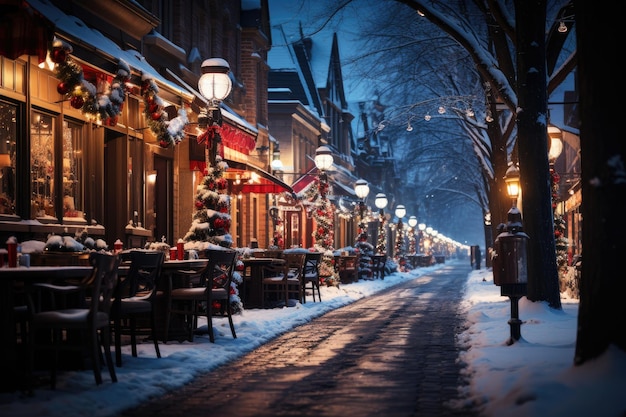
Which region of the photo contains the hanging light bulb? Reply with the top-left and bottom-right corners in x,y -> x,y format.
438,106 -> 446,114
424,113 -> 431,121
406,121 -> 413,132
558,21 -> 567,33
485,110 -> 494,123
466,108 -> 475,117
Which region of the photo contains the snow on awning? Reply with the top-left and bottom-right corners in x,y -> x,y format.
25,0 -> 192,99
227,161 -> 294,195
331,179 -> 357,197
291,168 -> 319,195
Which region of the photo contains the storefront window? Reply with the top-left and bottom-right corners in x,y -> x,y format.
31,111 -> 55,219
62,120 -> 84,220
0,101 -> 16,215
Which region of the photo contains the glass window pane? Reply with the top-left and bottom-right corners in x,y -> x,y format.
0,100 -> 17,215
31,111 -> 55,219
62,120 -> 84,220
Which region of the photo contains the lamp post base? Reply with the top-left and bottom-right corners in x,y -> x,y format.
501,284 -> 526,345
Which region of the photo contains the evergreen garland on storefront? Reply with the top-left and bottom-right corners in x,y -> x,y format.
53,38 -> 129,125
52,37 -> 187,145
552,168 -> 569,282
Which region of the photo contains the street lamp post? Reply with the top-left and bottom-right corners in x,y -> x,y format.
493,163 -> 529,345
374,193 -> 388,255
354,179 -> 370,243
197,58 -> 232,166
394,205 -> 406,260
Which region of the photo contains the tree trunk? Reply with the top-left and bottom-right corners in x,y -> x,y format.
573,0 -> 626,364
514,0 -> 561,309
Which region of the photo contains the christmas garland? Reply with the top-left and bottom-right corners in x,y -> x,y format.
52,38 -> 188,146
53,38 -> 128,126
140,74 -> 188,148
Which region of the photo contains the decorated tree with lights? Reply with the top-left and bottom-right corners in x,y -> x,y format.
354,204 -> 374,279
394,219 -> 408,271
304,177 -> 339,285
183,156 -> 232,248
376,212 -> 387,255
182,154 -> 244,313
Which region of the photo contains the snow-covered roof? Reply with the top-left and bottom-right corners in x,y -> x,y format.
26,0 -> 191,99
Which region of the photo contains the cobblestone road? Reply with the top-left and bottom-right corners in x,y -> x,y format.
119,260 -> 478,417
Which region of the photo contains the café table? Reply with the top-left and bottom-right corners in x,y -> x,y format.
241,257 -> 285,309
0,265 -> 94,392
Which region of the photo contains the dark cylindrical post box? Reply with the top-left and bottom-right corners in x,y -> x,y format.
492,230 -> 529,286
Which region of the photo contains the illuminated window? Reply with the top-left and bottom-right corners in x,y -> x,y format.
31,111 -> 55,219
0,100 -> 16,216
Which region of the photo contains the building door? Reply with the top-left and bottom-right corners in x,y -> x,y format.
153,154 -> 173,245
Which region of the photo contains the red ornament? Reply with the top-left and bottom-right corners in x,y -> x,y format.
195,200 -> 204,209
217,178 -> 228,190
151,111 -> 162,121
57,82 -> 70,95
70,95 -> 84,109
159,139 -> 171,148
214,218 -> 224,229
51,48 -> 67,64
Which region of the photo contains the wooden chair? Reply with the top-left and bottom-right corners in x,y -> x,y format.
336,255 -> 359,284
166,249 -> 237,343
302,252 -> 322,303
25,252 -> 120,390
111,250 -> 164,367
371,255 -> 387,280
261,252 -> 305,308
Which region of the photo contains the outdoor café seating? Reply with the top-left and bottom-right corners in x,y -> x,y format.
24,252 -> 120,390
165,249 -> 238,343
302,251 -> 322,302
371,254 -> 387,279
336,254 -> 359,284
261,252 -> 305,308
111,250 -> 165,367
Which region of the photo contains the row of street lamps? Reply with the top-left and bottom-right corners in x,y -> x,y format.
196,58 -> 460,259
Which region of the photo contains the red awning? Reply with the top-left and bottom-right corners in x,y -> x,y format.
227,161 -> 294,195
0,1 -> 53,63
291,168 -> 319,194
241,180 -> 287,194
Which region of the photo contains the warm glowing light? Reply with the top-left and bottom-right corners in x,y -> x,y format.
198,58 -> 232,105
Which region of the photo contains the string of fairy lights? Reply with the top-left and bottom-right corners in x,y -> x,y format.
356,94 -> 490,138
